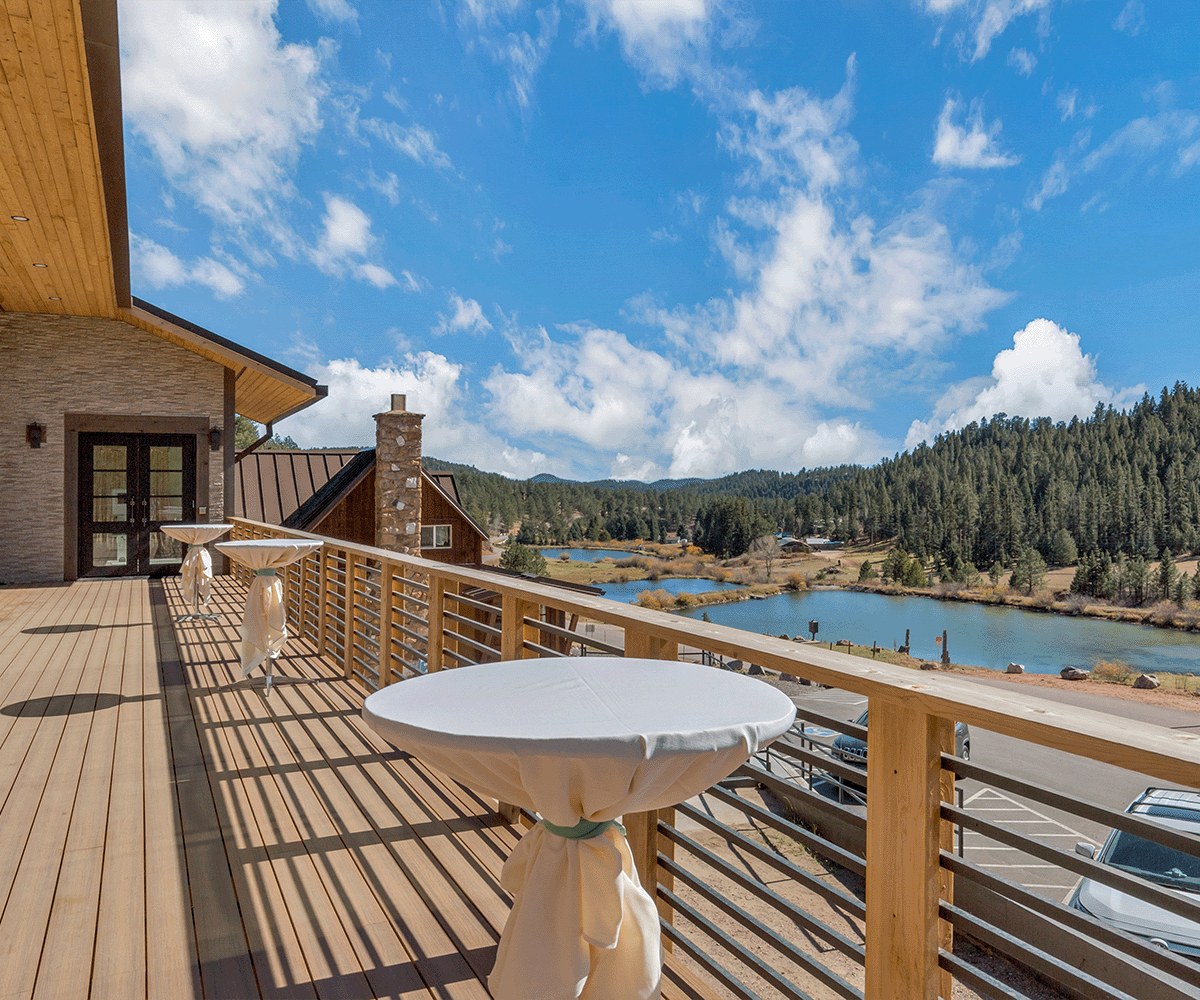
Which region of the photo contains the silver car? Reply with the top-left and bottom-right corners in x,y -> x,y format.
1068,787 -> 1200,960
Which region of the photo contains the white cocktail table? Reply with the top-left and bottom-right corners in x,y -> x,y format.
363,656 -> 796,1000
215,538 -> 323,694
162,523 -> 231,621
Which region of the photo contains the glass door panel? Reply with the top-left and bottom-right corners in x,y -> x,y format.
80,432 -> 197,577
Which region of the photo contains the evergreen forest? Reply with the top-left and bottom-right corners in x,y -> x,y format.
426,382 -> 1200,579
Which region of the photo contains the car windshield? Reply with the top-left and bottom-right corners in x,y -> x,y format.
1104,829 -> 1200,891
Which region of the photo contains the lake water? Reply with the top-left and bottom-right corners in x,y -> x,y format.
671,588 -> 1200,677
540,547 -> 641,562
597,577 -> 739,602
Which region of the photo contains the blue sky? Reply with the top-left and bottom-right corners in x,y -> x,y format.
118,0 -> 1200,480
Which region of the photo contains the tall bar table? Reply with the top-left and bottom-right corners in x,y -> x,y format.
161,523 -> 231,621
363,657 -> 796,1000
215,538 -> 323,694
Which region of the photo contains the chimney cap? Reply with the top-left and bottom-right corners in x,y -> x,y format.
390,393 -> 406,411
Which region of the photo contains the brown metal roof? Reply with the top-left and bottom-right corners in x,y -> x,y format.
235,450 -> 361,525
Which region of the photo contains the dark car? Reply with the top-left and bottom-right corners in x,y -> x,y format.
832,709 -> 970,780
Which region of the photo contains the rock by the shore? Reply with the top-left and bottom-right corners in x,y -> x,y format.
1133,673 -> 1161,690
747,663 -> 765,676
1007,662 -> 1025,674
725,659 -> 744,672
919,661 -> 938,671
1061,666 -> 1090,681
836,638 -> 853,647
778,672 -> 799,684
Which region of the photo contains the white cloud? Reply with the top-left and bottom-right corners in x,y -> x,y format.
280,353 -> 555,476
434,294 -> 493,336
400,269 -> 429,293
308,194 -> 396,287
905,318 -> 1144,447
307,0 -> 357,24
1056,87 -> 1097,123
1006,47 -> 1036,76
917,0 -> 1051,64
1113,0 -> 1145,36
360,118 -> 454,171
580,0 -> 717,89
933,97 -> 1020,169
131,233 -> 246,299
461,4 -> 560,110
120,1 -> 326,226
1029,110 -> 1200,209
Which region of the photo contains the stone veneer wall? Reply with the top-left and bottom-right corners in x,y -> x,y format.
374,402 -> 423,556
0,312 -> 226,584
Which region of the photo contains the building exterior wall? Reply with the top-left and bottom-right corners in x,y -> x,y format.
421,483 -> 484,565
312,468 -> 376,549
0,312 -> 225,584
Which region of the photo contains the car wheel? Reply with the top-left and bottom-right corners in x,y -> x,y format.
961,742 -> 970,762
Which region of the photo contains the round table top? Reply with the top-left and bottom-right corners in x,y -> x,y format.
215,538 -> 324,569
363,656 -> 796,761
161,523 -> 231,544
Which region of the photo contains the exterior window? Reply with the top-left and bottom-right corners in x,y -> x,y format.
421,524 -> 451,549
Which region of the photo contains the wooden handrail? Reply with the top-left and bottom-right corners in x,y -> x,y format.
225,515 -> 1200,1000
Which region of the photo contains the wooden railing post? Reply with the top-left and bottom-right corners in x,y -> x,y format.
940,752 -> 956,1000
500,593 -> 539,661
295,553 -> 307,637
428,575 -> 445,673
864,699 -> 949,1000
343,552 -> 357,680
317,545 -> 330,656
380,562 -> 394,685
623,628 -> 678,946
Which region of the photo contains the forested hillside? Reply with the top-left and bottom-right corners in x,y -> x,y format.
427,382 -> 1200,570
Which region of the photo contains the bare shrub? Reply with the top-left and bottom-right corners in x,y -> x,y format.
634,588 -> 671,611
1147,600 -> 1180,626
645,567 -> 662,581
710,567 -> 728,583
1061,593 -> 1089,615
558,551 -> 571,561
616,557 -> 640,568
784,572 -> 806,592
1029,589 -> 1055,608
675,592 -> 698,608
1093,659 -> 1136,685
616,571 -> 630,583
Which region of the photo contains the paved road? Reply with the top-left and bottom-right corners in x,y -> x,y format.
781,677 -> 1199,903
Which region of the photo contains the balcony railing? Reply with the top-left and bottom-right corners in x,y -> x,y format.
227,517 -> 1200,1000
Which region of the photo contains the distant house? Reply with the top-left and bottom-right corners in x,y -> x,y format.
235,440 -> 490,566
0,0 -> 326,584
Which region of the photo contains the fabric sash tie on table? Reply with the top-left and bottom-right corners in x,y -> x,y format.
494,819 -> 659,1000
180,546 -> 213,608
241,567 -> 286,677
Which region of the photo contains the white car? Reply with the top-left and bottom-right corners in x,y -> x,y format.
1068,787 -> 1200,960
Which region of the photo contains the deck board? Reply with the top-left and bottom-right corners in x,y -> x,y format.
0,575 -> 721,1000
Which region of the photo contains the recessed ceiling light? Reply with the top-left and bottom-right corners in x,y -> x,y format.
11,215 -> 29,222
49,296 -> 61,301
33,262 -> 47,268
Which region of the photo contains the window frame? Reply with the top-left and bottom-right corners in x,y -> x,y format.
421,523 -> 452,549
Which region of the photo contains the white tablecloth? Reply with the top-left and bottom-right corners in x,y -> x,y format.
363,657 -> 796,1000
215,539 -> 323,676
161,523 -> 231,608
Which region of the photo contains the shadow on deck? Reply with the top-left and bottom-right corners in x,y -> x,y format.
0,575 -> 713,1000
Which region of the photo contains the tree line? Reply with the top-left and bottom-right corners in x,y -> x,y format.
429,382 -> 1200,586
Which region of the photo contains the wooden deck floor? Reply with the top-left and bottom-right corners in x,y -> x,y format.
0,576 -> 714,1000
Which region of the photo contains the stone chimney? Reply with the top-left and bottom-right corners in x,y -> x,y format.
374,394 -> 423,555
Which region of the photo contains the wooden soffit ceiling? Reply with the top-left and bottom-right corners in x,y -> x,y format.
0,0 -> 325,425
0,0 -> 127,318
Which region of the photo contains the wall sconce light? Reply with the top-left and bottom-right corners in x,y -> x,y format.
209,426 -> 222,451
27,422 -> 45,448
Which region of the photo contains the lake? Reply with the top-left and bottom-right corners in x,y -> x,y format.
597,577 -> 739,601
671,588 -> 1200,677
539,547 -> 642,562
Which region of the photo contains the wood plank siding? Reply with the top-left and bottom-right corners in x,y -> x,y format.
0,576 -> 714,999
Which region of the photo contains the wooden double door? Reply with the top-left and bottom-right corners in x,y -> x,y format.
78,432 -> 196,577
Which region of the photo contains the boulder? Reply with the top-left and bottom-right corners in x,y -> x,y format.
778,673 -> 799,684
1061,666 -> 1090,681
1007,662 -> 1025,674
836,638 -> 853,647
725,659 -> 744,672
919,661 -> 938,671
747,663 -> 765,676
1133,673 -> 1161,690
